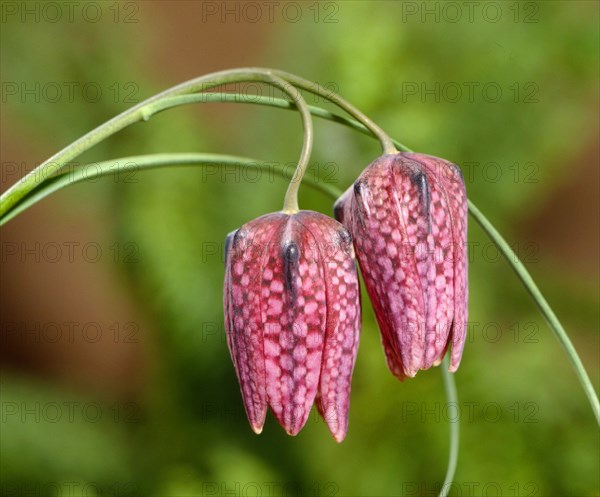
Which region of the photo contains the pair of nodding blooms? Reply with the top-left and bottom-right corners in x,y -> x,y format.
224,152 -> 468,442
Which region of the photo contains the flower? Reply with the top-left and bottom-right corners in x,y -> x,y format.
223,210 -> 361,442
334,152 -> 468,379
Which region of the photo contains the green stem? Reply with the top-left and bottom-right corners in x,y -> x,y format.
270,69 -> 398,155
139,92 -> 413,151
0,67 -> 401,217
0,68 -> 315,217
0,153 -> 340,226
439,357 -> 459,497
467,200 -> 600,425
0,92 -> 409,222
266,75 -> 314,213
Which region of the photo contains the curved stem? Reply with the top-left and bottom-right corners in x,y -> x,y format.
0,154 -> 339,226
265,75 -> 313,213
270,69 -> 398,155
0,154 -> 341,225
0,68 -> 316,217
439,357 -> 459,497
0,91 -> 410,222
467,200 -> 600,425
120,92 -> 412,151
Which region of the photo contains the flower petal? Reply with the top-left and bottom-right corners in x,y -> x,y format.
335,152 -> 468,378
350,156 -> 426,377
261,215 -> 327,435
392,156 -> 454,369
297,212 -> 361,443
224,215 -> 283,433
407,154 -> 468,371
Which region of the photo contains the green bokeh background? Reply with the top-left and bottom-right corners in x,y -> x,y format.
1,2 -> 598,496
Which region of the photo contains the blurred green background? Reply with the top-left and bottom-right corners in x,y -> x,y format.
1,1 -> 598,496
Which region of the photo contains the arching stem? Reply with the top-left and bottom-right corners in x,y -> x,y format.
270,69 -> 398,155
265,75 -> 313,213
0,68 -> 317,216
439,356 -> 459,497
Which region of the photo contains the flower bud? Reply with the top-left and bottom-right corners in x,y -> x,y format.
224,210 -> 361,441
334,153 -> 467,379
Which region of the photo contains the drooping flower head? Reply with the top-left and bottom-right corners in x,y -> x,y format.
224,210 -> 361,442
334,152 -> 468,379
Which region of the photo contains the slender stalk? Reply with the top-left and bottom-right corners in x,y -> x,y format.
0,154 -> 340,226
467,200 -> 600,425
138,92 -> 413,151
269,70 -> 397,155
439,357 -> 459,497
0,67 -> 401,216
266,75 -> 313,213
0,68 -> 313,216
0,91 -> 407,221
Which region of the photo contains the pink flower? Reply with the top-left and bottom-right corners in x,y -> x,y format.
334,153 -> 468,379
224,210 -> 361,442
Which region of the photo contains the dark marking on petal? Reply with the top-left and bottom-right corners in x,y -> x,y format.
352,180 -> 371,228
336,228 -> 353,257
224,229 -> 238,264
284,241 -> 299,263
410,170 -> 431,233
283,241 -> 299,303
450,163 -> 465,182
333,200 -> 345,223
353,180 -> 365,197
337,228 -> 352,246
233,227 -> 247,247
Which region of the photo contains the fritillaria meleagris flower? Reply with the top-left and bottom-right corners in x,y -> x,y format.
334,152 -> 468,380
224,210 -> 361,442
